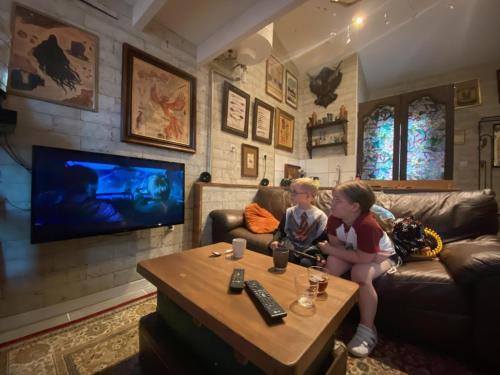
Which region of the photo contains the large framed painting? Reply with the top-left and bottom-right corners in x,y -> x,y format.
121,43 -> 196,153
266,55 -> 283,102
241,143 -> 259,178
221,81 -> 250,138
252,98 -> 274,144
8,4 -> 99,111
275,108 -> 294,152
285,70 -> 298,109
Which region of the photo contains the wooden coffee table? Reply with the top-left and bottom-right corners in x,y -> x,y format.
137,242 -> 359,375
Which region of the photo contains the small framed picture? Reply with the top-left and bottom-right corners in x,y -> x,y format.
275,108 -> 294,152
252,98 -> 274,144
285,70 -> 298,109
454,79 -> 482,109
241,143 -> 259,177
284,164 -> 301,179
494,125 -> 500,167
221,81 -> 250,138
265,55 -> 283,102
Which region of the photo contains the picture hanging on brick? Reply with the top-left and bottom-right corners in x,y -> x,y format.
221,81 -> 250,138
241,143 -> 259,178
8,4 -> 99,111
121,44 -> 197,153
275,108 -> 294,152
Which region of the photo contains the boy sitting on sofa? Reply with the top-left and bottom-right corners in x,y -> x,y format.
270,178 -> 327,266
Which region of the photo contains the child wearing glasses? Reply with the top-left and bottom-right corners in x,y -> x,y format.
270,177 -> 327,266
319,180 -> 397,357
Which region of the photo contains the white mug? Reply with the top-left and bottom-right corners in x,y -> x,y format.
232,238 -> 246,259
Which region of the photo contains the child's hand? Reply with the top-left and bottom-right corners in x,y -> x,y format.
270,241 -> 279,250
316,256 -> 327,267
318,240 -> 329,252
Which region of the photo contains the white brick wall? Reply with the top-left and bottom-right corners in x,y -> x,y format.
0,0 -> 207,319
298,54 -> 359,187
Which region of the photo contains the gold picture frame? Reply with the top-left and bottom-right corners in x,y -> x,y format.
454,79 -> 482,109
265,55 -> 283,102
8,4 -> 99,111
274,108 -> 294,152
284,164 -> 301,179
241,143 -> 259,178
121,43 -> 196,153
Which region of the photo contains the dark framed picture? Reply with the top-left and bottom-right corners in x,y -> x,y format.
494,124 -> 500,167
252,98 -> 274,144
454,79 -> 482,109
275,108 -> 294,152
121,44 -> 196,153
284,164 -> 301,179
8,4 -> 99,111
241,143 -> 259,178
266,55 -> 283,102
497,69 -> 500,103
222,81 -> 250,138
285,70 -> 298,109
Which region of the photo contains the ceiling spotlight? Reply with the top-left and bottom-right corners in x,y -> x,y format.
352,15 -> 364,28
448,1 -> 455,10
330,31 -> 337,37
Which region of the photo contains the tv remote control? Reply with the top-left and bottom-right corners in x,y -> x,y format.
245,280 -> 287,323
229,268 -> 245,292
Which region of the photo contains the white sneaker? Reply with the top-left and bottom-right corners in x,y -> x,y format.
347,324 -> 377,357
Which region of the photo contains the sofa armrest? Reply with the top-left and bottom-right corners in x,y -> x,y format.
210,209 -> 245,242
439,238 -> 500,286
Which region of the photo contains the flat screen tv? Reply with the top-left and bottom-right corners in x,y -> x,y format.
31,145 -> 185,244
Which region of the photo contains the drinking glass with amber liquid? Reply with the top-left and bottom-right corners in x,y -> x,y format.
308,266 -> 329,295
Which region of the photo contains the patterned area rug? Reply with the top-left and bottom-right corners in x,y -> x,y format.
0,295 -> 484,374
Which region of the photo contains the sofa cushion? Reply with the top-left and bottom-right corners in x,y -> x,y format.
439,235 -> 500,286
244,203 -> 280,234
375,260 -> 470,315
375,189 -> 498,243
253,188 -> 291,220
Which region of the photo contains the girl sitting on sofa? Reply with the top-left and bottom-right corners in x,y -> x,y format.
319,180 -> 398,357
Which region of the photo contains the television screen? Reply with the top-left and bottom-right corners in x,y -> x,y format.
31,146 -> 185,243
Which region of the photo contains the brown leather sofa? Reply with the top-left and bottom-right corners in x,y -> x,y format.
210,187 -> 500,372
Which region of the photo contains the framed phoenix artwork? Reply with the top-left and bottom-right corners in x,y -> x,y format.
221,81 -> 250,138
121,43 -> 196,153
285,70 -> 298,109
241,143 -> 259,178
275,108 -> 294,152
265,55 -> 283,102
252,98 -> 274,144
8,4 -> 99,111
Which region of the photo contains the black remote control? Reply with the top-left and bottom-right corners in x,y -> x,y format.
244,280 -> 287,323
229,268 -> 245,292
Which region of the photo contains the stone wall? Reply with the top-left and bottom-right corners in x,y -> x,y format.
0,0 -> 207,319
297,53 -> 359,186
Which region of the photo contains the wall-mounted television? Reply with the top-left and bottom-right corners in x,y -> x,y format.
31,145 -> 185,244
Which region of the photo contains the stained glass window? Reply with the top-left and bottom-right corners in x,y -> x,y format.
361,105 -> 395,180
407,96 -> 446,180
